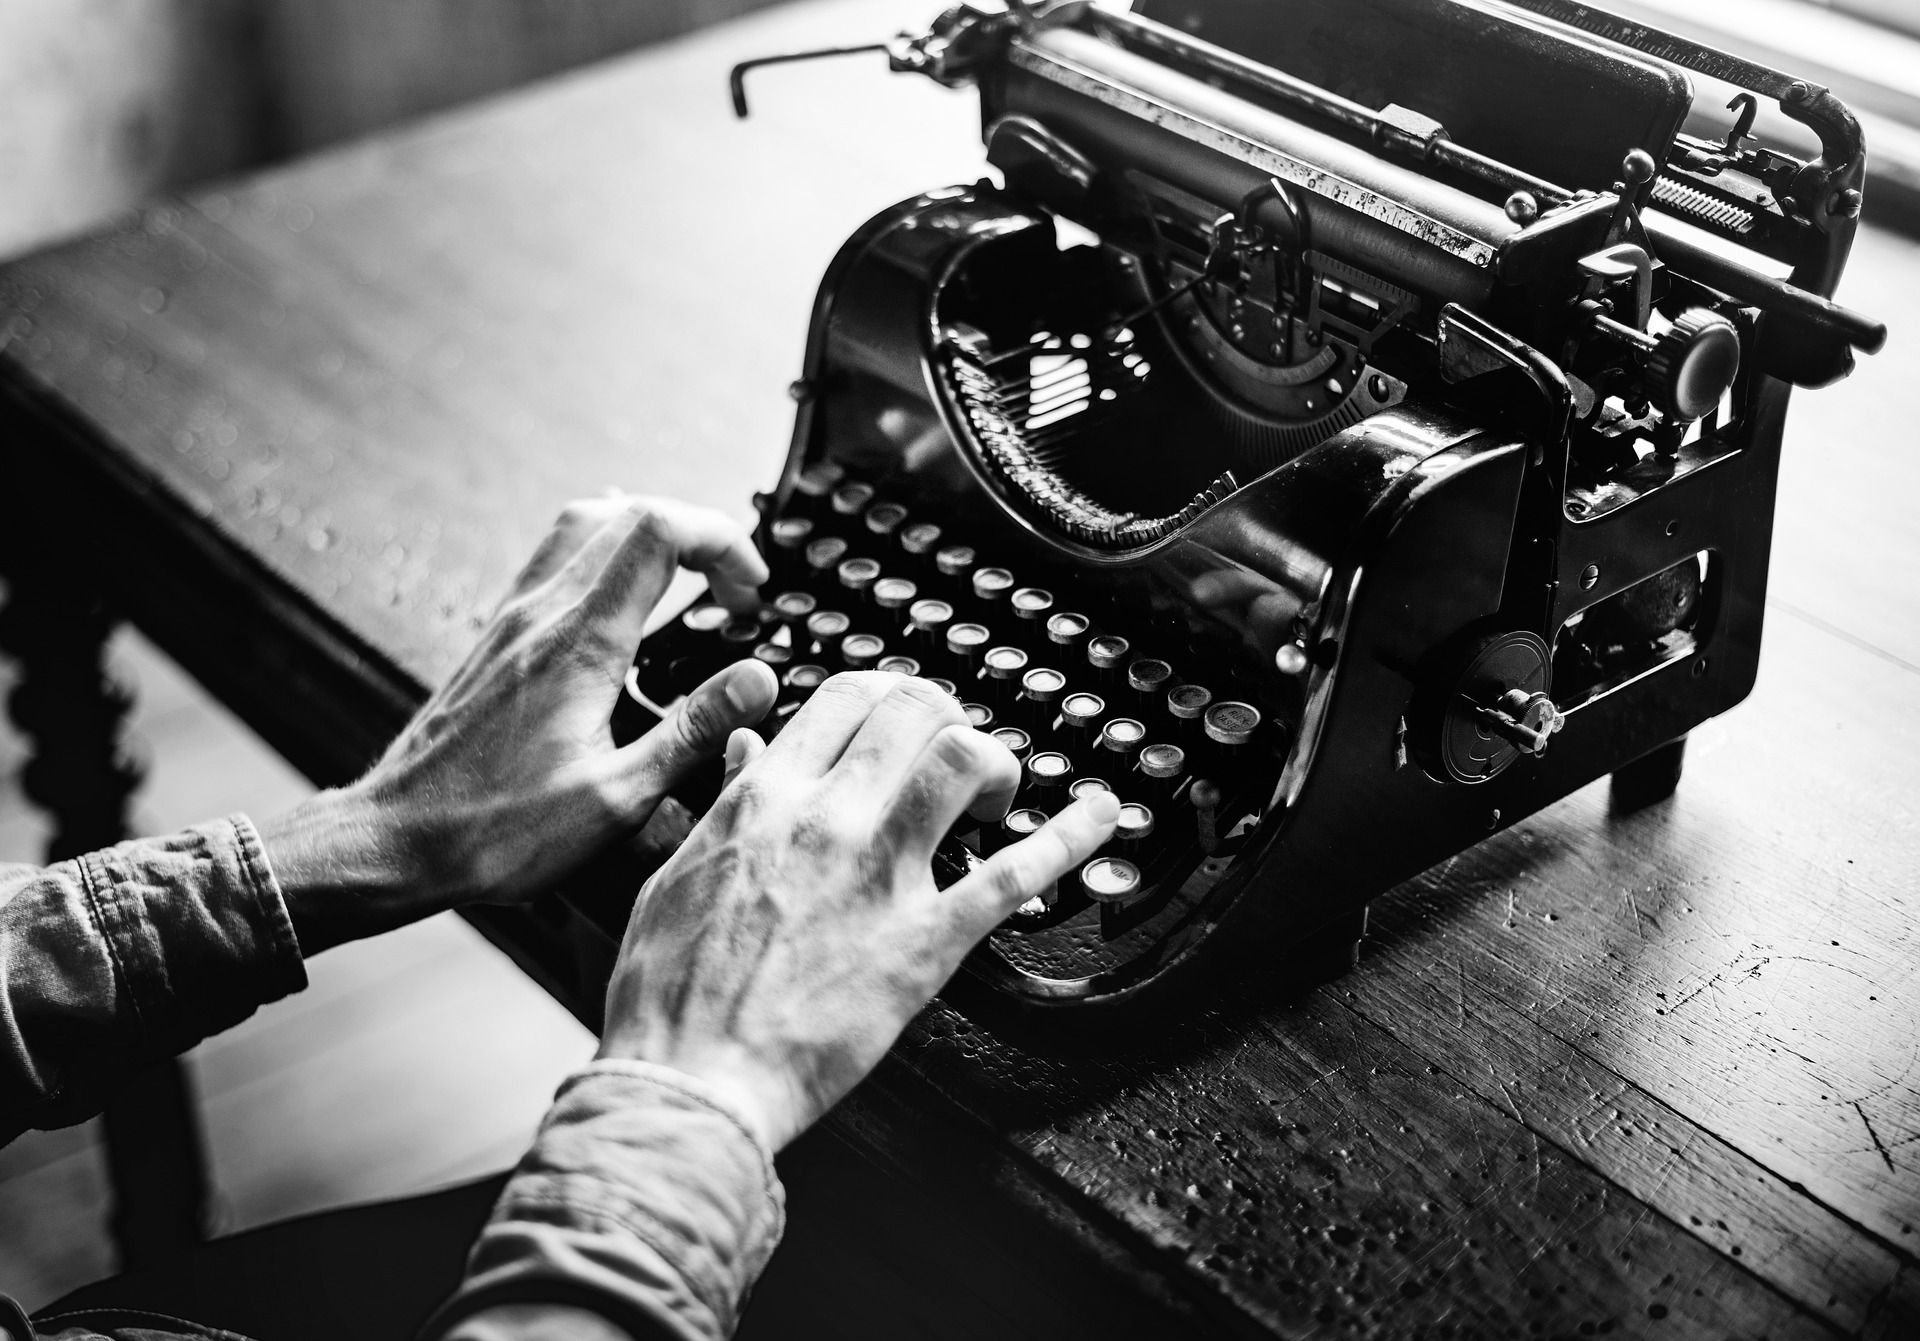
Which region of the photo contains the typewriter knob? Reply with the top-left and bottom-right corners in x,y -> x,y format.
1648,309 -> 1741,422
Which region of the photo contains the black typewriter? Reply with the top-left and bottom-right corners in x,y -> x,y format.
610,0 -> 1885,1034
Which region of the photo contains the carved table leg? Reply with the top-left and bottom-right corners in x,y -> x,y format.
0,571 -> 211,1268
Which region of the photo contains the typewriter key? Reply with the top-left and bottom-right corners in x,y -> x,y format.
971,566 -> 1015,618
946,621 -> 991,680
935,545 -> 977,602
1079,856 -> 1143,905
899,521 -> 943,565
1166,682 -> 1214,753
1204,701 -> 1261,751
962,702 -> 996,731
831,481 -> 876,519
792,461 -> 845,518
1097,717 -> 1147,781
876,655 -> 920,677
907,597 -> 954,655
1020,667 -> 1067,732
991,727 -> 1032,763
804,536 -> 850,591
772,591 -> 817,633
1069,777 -> 1113,805
1046,612 -> 1091,657
990,806 -> 1048,858
836,556 -> 882,604
1087,635 -> 1131,684
926,677 -> 959,698
1127,658 -> 1175,707
1115,802 -> 1155,854
680,603 -> 730,636
871,575 -> 918,629
983,646 -> 1029,708
1139,743 -> 1187,802
782,663 -> 828,704
720,617 -> 760,654
768,517 -> 814,584
1011,587 -> 1055,649
840,632 -> 886,671
1025,750 -> 1074,813
1059,691 -> 1106,751
753,641 -> 793,672
864,501 -> 908,546
805,609 -> 852,663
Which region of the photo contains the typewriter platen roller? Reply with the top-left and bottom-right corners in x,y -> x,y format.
613,0 -> 1885,1035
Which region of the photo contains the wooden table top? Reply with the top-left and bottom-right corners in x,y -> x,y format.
2,1 -> 1915,1335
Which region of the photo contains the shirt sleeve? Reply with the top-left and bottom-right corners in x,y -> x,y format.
0,815 -> 307,1143
422,1060 -> 787,1341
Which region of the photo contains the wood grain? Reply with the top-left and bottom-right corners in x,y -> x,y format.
2,0 -> 1915,1334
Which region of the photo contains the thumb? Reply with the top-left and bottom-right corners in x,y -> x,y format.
610,659 -> 779,815
722,727 -> 766,792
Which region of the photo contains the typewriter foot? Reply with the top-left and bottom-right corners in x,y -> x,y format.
1284,904 -> 1370,992
1610,736 -> 1687,813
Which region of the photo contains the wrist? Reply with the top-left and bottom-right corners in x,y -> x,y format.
256,785 -> 443,955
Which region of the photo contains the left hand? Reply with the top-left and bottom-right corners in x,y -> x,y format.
259,494 -> 779,954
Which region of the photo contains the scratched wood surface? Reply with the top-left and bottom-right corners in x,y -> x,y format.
0,0 -> 1915,1335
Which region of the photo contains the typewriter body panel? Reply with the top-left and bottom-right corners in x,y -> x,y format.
616,0 -> 1883,1034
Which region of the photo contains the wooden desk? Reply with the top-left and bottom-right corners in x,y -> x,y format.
3,0 -> 1915,1334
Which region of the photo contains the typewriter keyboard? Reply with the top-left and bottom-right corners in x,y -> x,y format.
612,461 -> 1285,965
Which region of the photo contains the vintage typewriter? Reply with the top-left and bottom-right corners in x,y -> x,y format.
609,0 -> 1885,1033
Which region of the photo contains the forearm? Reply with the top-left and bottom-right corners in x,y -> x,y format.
423,1061 -> 786,1341
254,785 -> 446,957
0,817 -> 305,1139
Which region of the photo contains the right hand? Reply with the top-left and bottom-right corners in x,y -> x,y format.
597,672 -> 1120,1150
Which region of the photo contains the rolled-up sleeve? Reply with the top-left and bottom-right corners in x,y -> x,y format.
424,1060 -> 786,1341
0,815 -> 306,1141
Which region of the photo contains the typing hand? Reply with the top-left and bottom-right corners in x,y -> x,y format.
597,672 -> 1121,1151
260,495 -> 779,954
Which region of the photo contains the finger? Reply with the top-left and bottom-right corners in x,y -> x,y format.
874,724 -> 1021,865
829,676 -> 970,799
756,671 -> 906,777
944,793 -> 1121,936
722,727 -> 766,792
602,659 -> 779,820
593,496 -> 767,617
508,496 -> 634,600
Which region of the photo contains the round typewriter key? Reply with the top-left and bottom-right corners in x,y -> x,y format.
865,501 -> 908,544
991,727 -> 1032,763
1204,700 -> 1262,755
782,663 -> 828,703
836,556 -> 881,601
793,461 -> 846,517
804,535 -> 850,588
946,621 -> 991,680
1167,683 -> 1214,745
1139,743 -> 1187,800
840,632 -> 886,671
805,609 -> 851,661
926,677 -> 959,698
962,702 -> 995,731
876,655 -> 920,677
720,617 -> 760,653
1059,691 -> 1105,749
768,517 -> 814,583
753,641 -> 793,672
831,481 -> 876,518
1127,657 -> 1175,705
1069,777 -> 1113,804
1020,667 -> 1067,731
680,603 -> 729,636
983,646 -> 1029,706
1047,612 -> 1091,655
935,545 -> 977,602
1025,750 -> 1074,812
1097,716 -> 1147,781
900,521 -> 943,559
1087,635 -> 1131,681
773,590 -> 817,627
1079,856 -> 1143,905
1011,587 -> 1055,648
1115,802 -> 1155,852
872,576 -> 919,633
971,566 -> 1015,616
990,806 -> 1048,857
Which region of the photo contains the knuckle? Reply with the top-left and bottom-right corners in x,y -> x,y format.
985,852 -> 1035,906
889,675 -> 966,723
673,687 -> 728,750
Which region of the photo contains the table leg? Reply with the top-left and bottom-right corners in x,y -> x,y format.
0,571 -> 212,1268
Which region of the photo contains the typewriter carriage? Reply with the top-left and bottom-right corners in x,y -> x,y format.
610,0 -> 1885,1034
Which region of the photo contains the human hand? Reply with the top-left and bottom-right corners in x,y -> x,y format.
260,495 -> 779,954
596,672 -> 1121,1151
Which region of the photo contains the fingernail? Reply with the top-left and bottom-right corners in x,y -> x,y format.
1083,791 -> 1121,824
724,729 -> 751,771
724,663 -> 763,714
